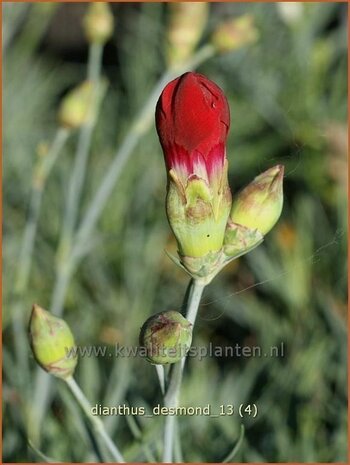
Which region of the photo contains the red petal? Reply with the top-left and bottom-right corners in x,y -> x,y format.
156,72 -> 230,177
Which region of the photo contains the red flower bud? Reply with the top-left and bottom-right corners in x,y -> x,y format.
155,72 -> 232,271
156,72 -> 230,182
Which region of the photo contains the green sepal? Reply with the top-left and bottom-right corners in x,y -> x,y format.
179,249 -> 223,283
223,221 -> 263,258
185,176 -> 212,207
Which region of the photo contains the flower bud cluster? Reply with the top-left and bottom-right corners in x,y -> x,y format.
156,72 -> 284,283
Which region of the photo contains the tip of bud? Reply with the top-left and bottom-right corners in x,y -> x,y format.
265,164 -> 284,177
139,311 -> 192,365
29,304 -> 77,379
272,164 -> 284,189
256,164 -> 284,193
259,164 -> 284,178
31,303 -> 44,318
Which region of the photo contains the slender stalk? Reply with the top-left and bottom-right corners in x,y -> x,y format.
174,419 -> 184,463
58,124 -> 93,259
15,127 -> 69,296
88,42 -> 103,82
155,365 -> 165,395
162,279 -> 205,462
30,42 -> 104,444
65,376 -> 125,463
12,127 -> 69,389
57,43 -> 103,268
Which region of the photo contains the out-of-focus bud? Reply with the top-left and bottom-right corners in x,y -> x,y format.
211,14 -> 258,53
230,165 -> 284,235
166,3 -> 208,68
58,81 -> 96,129
156,72 -> 232,280
277,2 -> 304,26
29,304 -> 77,379
83,2 -> 114,45
139,311 -> 192,365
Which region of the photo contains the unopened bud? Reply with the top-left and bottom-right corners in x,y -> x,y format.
277,2 -> 304,26
166,3 -> 208,68
83,2 -> 114,45
58,81 -> 96,129
156,72 -> 232,281
230,165 -> 284,235
211,15 -> 258,53
29,304 -> 77,379
139,311 -> 192,365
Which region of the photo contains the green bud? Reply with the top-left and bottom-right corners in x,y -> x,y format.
28,304 -> 77,379
166,3 -> 208,68
230,165 -> 284,235
83,2 -> 114,45
211,14 -> 259,53
139,311 -> 192,365
58,80 -> 96,129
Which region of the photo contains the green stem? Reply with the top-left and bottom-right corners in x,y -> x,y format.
155,365 -> 165,395
57,43 -> 103,269
12,127 -> 69,391
65,376 -> 125,463
15,127 -> 69,295
88,42 -> 103,82
30,42 -> 104,445
162,279 -> 205,463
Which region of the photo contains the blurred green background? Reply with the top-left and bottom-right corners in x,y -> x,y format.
3,2 -> 347,462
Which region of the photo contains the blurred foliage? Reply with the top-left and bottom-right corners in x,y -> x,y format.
3,2 -> 347,463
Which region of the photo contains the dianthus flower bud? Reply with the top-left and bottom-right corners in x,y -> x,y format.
139,311 -> 192,365
156,72 -> 232,280
29,304 -> 77,379
230,165 -> 284,235
211,14 -> 258,53
58,81 -> 96,129
166,3 -> 208,68
83,2 -> 114,45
